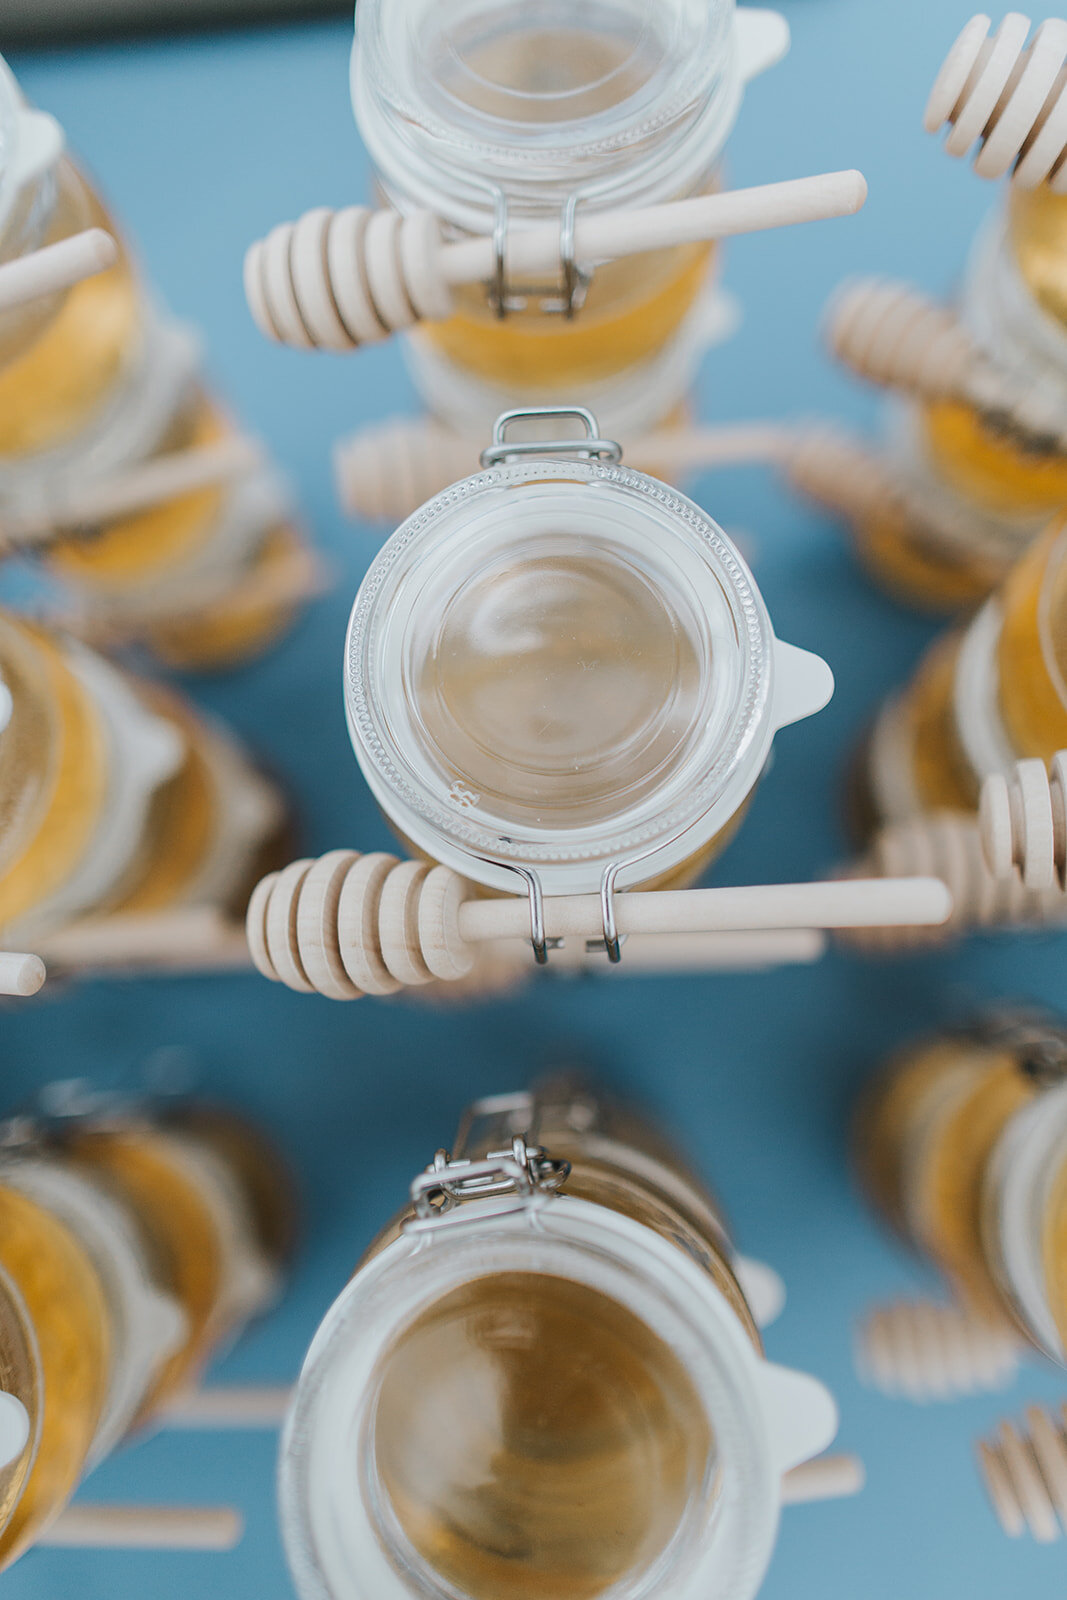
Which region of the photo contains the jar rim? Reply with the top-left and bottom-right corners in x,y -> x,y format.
344,457 -> 774,894
351,0 -> 740,224
279,1194 -> 781,1600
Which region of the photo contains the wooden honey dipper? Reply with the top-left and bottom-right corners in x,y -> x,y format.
856,1298 -> 1022,1402
824,277 -> 1067,452
244,170 -> 867,353
926,12 -> 1067,188
978,1404 -> 1067,1538
0,228 -> 116,314
840,811 -> 1067,951
244,849 -> 950,1000
334,410 -> 935,548
981,751 -> 1067,889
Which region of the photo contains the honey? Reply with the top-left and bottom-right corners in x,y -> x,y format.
0,1272 -> 39,1550
68,1129 -> 225,1415
0,617 -> 108,932
0,1183 -> 110,1569
995,516 -> 1067,758
424,242 -> 713,391
900,633 -> 978,814
0,162 -> 140,462
849,498 -> 1002,612
372,1272 -> 713,1600
1008,184 -> 1067,333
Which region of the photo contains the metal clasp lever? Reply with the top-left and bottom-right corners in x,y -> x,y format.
480,406 -> 622,470
406,1136 -> 570,1232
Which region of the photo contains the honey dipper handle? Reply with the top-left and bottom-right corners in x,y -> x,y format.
0,228 -> 117,315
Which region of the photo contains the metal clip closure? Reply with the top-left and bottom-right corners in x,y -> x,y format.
406,1135 -> 570,1233
480,405 -> 623,470
487,188 -> 591,321
965,1009 -> 1067,1085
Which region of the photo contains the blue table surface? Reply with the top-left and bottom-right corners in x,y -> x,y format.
4,2 -> 1067,1595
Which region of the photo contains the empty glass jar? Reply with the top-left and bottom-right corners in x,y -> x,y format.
0,53 -> 311,670
280,1077 -> 838,1600
351,0 -> 788,436
854,1014 -> 1067,1359
346,407 -> 832,896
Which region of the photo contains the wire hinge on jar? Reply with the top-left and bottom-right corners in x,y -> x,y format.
479,404 -> 623,471
406,1136 -> 570,1233
488,188 -> 590,320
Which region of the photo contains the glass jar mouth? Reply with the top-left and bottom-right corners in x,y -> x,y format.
345,459 -> 773,893
0,59 -> 21,245
280,1198 -> 780,1600
352,0 -> 737,219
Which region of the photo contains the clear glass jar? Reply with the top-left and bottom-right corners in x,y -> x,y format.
0,1180 -> 111,1569
351,0 -> 787,432
0,1269 -> 40,1559
62,1097 -> 293,1414
280,1078 -> 838,1600
345,409 -> 832,895
855,1015 -> 1067,1361
856,515 -> 1067,834
847,194 -> 1067,612
0,1150 -> 186,1465
0,610 -> 291,947
0,52 -> 310,670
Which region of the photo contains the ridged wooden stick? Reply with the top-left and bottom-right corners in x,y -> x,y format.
247,172 -> 866,351
40,1503 -> 243,1551
0,228 -> 117,315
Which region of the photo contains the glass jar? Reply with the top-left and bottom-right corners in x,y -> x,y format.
0,1180 -> 111,1568
0,53 -> 310,670
846,191 -> 1067,612
0,1269 -> 39,1559
280,1078 -> 838,1600
351,0 -> 787,434
63,1099 -> 292,1413
0,610 -> 291,949
855,514 -> 1067,835
345,408 -> 832,896
855,1015 -> 1067,1360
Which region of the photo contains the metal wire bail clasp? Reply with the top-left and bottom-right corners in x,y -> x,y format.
405,1136 -> 571,1233
488,187 -> 591,320
480,406 -> 623,470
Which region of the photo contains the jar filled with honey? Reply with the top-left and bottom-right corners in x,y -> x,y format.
280,1077 -> 839,1600
351,0 -> 788,437
0,1086 -> 297,1570
0,608 -> 290,953
0,52 -> 311,670
345,407 -> 832,898
841,21 -> 1067,613
854,1014 -> 1067,1361
855,513 -> 1067,834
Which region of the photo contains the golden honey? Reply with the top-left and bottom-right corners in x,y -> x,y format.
849,498 -> 1003,612
68,1129 -> 225,1416
0,1184 -> 110,1569
144,521 -> 309,671
899,632 -> 978,814
855,1031 -> 1039,1327
424,242 -> 714,391
0,1272 -> 39,1549
0,616 -> 108,933
1008,185 -> 1067,333
0,162 -> 140,461
45,391 -> 228,588
995,516 -> 1067,758
373,1272 -> 713,1600
1042,1148 -> 1067,1354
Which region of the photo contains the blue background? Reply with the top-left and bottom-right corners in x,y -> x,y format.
4,1 -> 1067,1594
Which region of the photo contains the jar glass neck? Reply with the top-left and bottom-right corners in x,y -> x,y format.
352,0 -> 738,225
